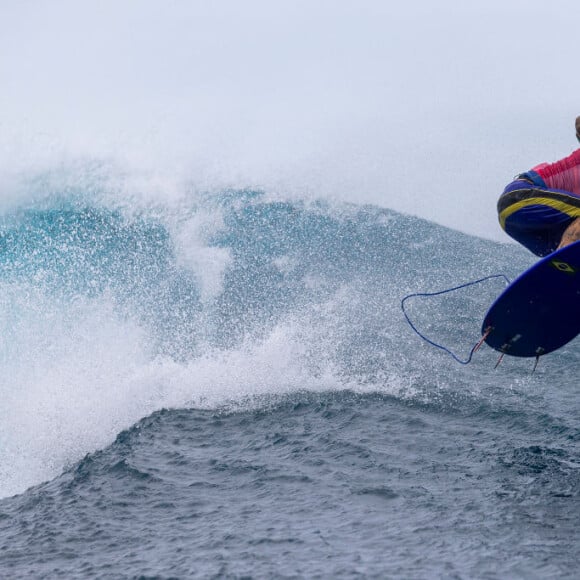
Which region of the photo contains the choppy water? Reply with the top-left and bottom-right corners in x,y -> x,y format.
0,173 -> 579,578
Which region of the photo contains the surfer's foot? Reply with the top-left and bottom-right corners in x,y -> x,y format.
576,116 -> 580,143
557,217 -> 580,249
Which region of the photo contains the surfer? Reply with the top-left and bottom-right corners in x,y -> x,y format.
497,117 -> 580,256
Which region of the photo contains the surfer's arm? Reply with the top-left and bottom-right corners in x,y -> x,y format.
557,218 -> 580,250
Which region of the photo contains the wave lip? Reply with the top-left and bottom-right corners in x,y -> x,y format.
0,184 -> 575,500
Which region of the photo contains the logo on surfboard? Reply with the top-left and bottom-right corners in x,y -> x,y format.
550,260 -> 577,275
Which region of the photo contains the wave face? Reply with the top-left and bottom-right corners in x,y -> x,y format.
1,170 -> 579,577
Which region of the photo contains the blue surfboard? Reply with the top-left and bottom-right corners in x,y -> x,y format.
483,241 -> 580,357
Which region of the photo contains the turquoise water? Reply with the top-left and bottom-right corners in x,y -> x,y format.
0,185 -> 578,578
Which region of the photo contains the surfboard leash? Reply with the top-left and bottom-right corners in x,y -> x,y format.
400,274 -> 511,365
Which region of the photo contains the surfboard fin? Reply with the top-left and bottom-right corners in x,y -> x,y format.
474,326 -> 492,353
532,355 -> 540,373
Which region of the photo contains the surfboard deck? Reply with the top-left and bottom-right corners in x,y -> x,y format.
483,241 -> 580,357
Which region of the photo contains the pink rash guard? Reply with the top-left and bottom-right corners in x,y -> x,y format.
533,148 -> 580,195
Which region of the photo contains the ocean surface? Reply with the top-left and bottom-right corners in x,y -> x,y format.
1,173 -> 579,578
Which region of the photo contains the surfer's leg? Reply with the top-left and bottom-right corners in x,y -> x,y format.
557,217 -> 580,249
498,179 -> 580,256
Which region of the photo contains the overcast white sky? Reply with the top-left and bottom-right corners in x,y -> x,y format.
1,0 -> 579,239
